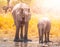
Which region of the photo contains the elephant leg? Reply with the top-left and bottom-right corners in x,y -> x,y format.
14,24 -> 20,42
44,29 -> 47,43
20,25 -> 23,40
46,24 -> 51,42
38,29 -> 40,43
44,29 -> 51,43
24,22 -> 28,40
47,32 -> 50,42
38,24 -> 43,43
40,28 -> 43,43
46,28 -> 51,42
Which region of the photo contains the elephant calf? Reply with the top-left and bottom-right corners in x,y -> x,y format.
37,17 -> 51,43
12,3 -> 31,42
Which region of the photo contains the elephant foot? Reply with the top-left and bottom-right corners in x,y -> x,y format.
39,41 -> 43,43
47,40 -> 52,42
44,40 -> 52,43
44,41 -> 47,43
19,39 -> 24,42
24,38 -> 32,43
14,38 -> 20,42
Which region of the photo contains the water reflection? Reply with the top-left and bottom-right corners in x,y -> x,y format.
14,42 -> 48,47
14,42 -> 27,47
0,41 -> 59,47
14,42 -> 50,47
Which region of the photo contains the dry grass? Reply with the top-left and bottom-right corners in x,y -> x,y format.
0,12 -> 60,41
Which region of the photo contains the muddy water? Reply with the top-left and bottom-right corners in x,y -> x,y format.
0,40 -> 60,47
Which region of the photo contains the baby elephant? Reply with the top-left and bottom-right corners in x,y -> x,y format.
12,3 -> 31,42
37,17 -> 51,43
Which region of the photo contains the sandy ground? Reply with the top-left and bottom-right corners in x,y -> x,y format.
0,36 -> 60,47
0,40 -> 60,47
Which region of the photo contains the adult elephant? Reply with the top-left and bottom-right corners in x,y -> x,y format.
37,17 -> 51,43
12,3 -> 31,42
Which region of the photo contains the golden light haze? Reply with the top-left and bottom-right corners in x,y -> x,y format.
0,0 -> 60,41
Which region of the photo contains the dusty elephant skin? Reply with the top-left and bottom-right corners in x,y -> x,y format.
12,3 -> 31,42
37,17 -> 51,43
